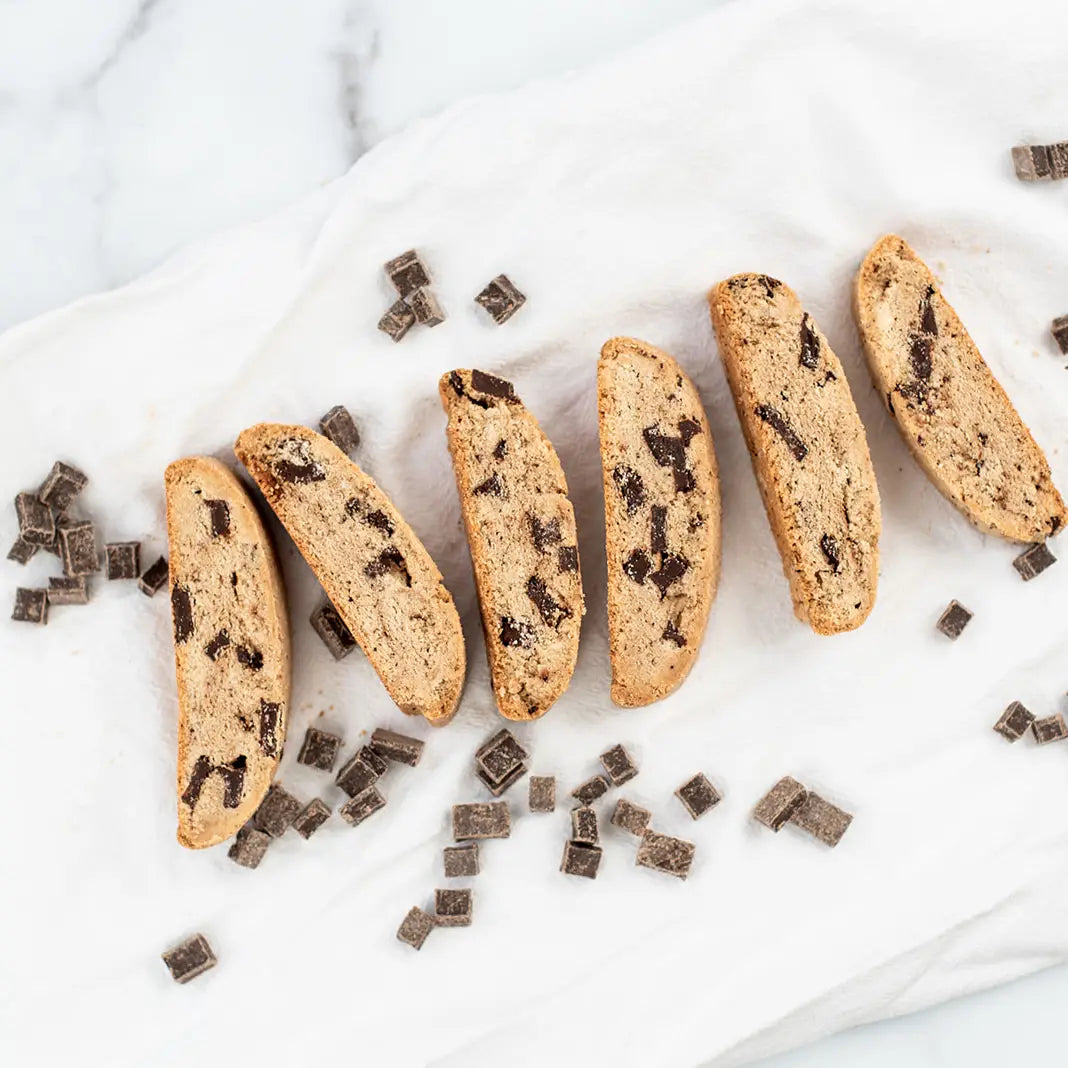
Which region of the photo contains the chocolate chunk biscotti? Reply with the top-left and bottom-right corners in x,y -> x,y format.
709,275 -> 881,635
439,370 -> 584,720
165,457 -> 291,849
854,234 -> 1065,542
597,337 -> 722,706
235,424 -> 465,724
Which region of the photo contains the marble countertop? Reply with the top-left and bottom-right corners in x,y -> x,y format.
1,1 -> 1065,1064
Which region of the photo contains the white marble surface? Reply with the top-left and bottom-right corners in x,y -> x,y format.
1,1 -> 1066,1065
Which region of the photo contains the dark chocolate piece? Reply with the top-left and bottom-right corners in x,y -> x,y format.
138,555 -> 169,597
384,249 -> 430,298
162,933 -> 217,984
309,602 -> 358,661
994,701 -> 1035,742
171,585 -> 194,644
370,727 -> 424,766
47,576 -> 89,606
642,423 -> 698,492
228,824 -> 270,868
274,437 -> 326,485
12,587 -> 48,624
470,369 -> 517,401
253,784 -> 302,838
789,792 -> 853,847
753,776 -> 808,831
1052,315 -> 1068,355
526,576 -> 569,627
611,798 -> 651,837
477,763 -> 528,797
662,620 -> 686,647
1013,542 -> 1056,581
560,840 -> 602,879
1050,142 -> 1068,181
204,629 -> 231,660
675,773 -> 722,820
397,906 -> 435,950
444,842 -> 480,878
180,754 -> 246,810
612,465 -> 646,515
339,785 -> 386,826
292,798 -> 331,839
499,616 -> 535,648
635,830 -> 696,879
936,600 -> 972,640
434,888 -> 473,927
557,545 -> 579,573
754,404 -> 807,461
409,288 -> 446,327
819,533 -> 841,573
319,405 -> 361,455
452,801 -> 511,840
378,299 -> 416,342
571,806 -> 599,846
649,552 -> 689,597
258,700 -> 280,757
298,727 -> 342,771
623,548 -> 652,585
1032,713 -> 1068,746
571,775 -> 610,805
599,744 -> 638,787
58,520 -> 99,576
799,313 -> 820,369
473,472 -> 505,497
236,645 -> 263,671
528,775 -> 556,813
530,515 -> 562,553
37,461 -> 88,512
650,505 -> 668,555
364,547 -> 410,583
7,536 -> 38,565
477,728 -> 529,783
474,275 -> 526,324
15,492 -> 54,545
335,749 -> 384,797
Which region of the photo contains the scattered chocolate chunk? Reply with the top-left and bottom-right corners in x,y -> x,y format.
650,505 -> 668,555
557,545 -> 579,573
662,620 -> 686,647
452,801 -> 510,840
434,888 -> 473,927
12,587 -> 48,624
274,438 -> 326,484
377,299 -> 416,342
292,798 -> 331,839
819,533 -> 840,572
649,552 -> 690,597
397,906 -> 435,950
236,645 -> 263,671
162,933 -> 217,984
1012,143 -> 1058,181
362,744 -> 390,776
1013,542 -> 1057,581
253,784 -> 302,838
339,786 -> 386,826
612,466 -> 646,515
675,773 -> 722,820
37,461 -> 88,512
799,313 -> 820,369
789,792 -> 853,847
526,576 -> 570,627
298,727 -> 342,771
994,701 -> 1035,742
753,776 -> 808,831
499,616 -> 535,648
528,775 -> 556,813
1032,713 -> 1068,746
138,555 -> 169,597
444,842 -> 480,878
572,775 -> 610,805
47,576 -> 89,606
364,547 -> 410,583
560,840 -> 602,879
228,824 -> 271,869
204,629 -> 231,660
58,520 -> 99,576
599,744 -> 638,787
309,602 -> 358,660
936,600 -> 972,639
473,472 -> 505,497
371,727 -> 424,766
205,499 -> 230,537
623,548 -> 652,585
754,404 -> 807,461
635,830 -> 695,880
530,515 -> 562,553
571,806 -> 599,846
335,749 -> 384,797
384,249 -> 431,298
319,405 -> 361,455
474,275 -> 526,324
258,700 -> 280,757
15,492 -> 54,545
478,763 -> 528,797
1051,315 -> 1068,354
477,728 -> 529,785
171,585 -> 194,644
409,288 -> 446,327
7,536 -> 38,565
611,798 -> 651,837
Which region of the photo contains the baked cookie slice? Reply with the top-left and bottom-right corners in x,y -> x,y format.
165,457 -> 291,849
597,338 -> 722,706
235,424 -> 465,725
439,369 -> 584,720
709,275 -> 881,635
854,234 -> 1065,542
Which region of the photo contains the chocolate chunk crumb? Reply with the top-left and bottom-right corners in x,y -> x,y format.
12,587 -> 48,624
319,405 -> 361,455
7,537 -> 38,565
397,906 -> 435,950
470,369 -> 517,400
753,776 -> 808,831
474,275 -> 526,324
754,404 -> 808,461
649,552 -> 690,597
378,299 -> 416,342
528,776 -> 556,813
258,700 -> 280,757
298,727 -> 342,771
310,602 -> 358,661
994,701 -> 1035,742
162,933 -> 216,984
15,492 -> 54,545
236,645 -> 263,671
292,798 -> 331,839
571,775 -> 610,805
799,313 -> 820,369
1051,315 -> 1068,355
339,786 -> 386,826
364,547 -> 410,583
599,744 -> 638,787
662,620 -> 686,647
611,798 -> 651,837
650,505 -> 668,555
371,727 -> 424,766
612,465 -> 646,515
444,842 -> 480,878
1032,713 -> 1068,746
171,585 -> 194,644
58,520 -> 100,576
274,437 -> 326,484
530,515 -> 562,553
37,462 -> 88,513
229,825 -> 270,869
789,792 -> 853,847
384,249 -> 430,298
526,576 -> 570,627
473,472 -> 506,497
675,773 -> 721,820
1013,542 -> 1056,581
138,555 -> 169,597
499,616 -> 535,648
571,806 -> 599,846
560,840 -> 602,879
253,784 -> 302,837
409,288 -> 446,327
205,499 -> 231,537
452,801 -> 510,840
434,888 -> 473,927
936,600 -> 972,639
335,749 -> 384,797
623,548 -> 652,585
635,830 -> 695,879
492,439 -> 508,460
819,533 -> 841,572
557,545 -> 579,573
204,629 -> 231,660
47,576 -> 89,606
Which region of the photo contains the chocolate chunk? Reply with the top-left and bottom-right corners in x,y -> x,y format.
820,534 -> 842,572
918,285 -> 938,337
15,492 -> 54,545
478,763 -> 528,796
908,333 -> 933,384
662,620 -> 686,647
205,499 -> 231,537
799,313 -> 820,370
753,776 -> 808,831
292,798 -> 331,839
228,824 -> 270,868
204,629 -> 231,660
253,784 -> 302,838
171,585 -> 194,644
361,744 -> 390,776
37,461 -> 88,512
643,424 -> 697,492
7,536 -> 38,565
757,274 -> 781,299
675,773 -> 721,820
649,552 -> 689,597
528,775 -> 556,813
339,785 -> 386,826
274,437 -> 326,484
408,288 -> 446,327
258,700 -> 280,757
58,520 -> 100,576
1012,144 -> 1042,181
678,418 -> 701,444
12,587 -> 48,624
162,933 -> 217,984
335,749 -> 383,798
477,729 -> 529,785
754,404 -> 807,461
384,249 -> 430,298
377,299 -> 416,342
571,775 -> 610,805
994,701 -> 1035,742
623,548 -> 652,585
371,727 -> 425,766
180,756 -> 213,809
1013,542 -> 1057,581
635,830 -> 695,879
1052,315 -> 1068,355
138,555 -> 169,597
560,840 -> 602,879
474,275 -> 526,324
470,369 -> 517,401
364,547 -> 410,583
1032,714 -> 1068,746
499,616 -> 535,648
298,727 -> 342,771
492,439 -> 508,460
599,744 -> 638,787
473,472 -> 505,497
789,792 -> 853,847
444,842 -> 480,878
650,505 -> 668,555
182,755 -> 246,810
434,888 -> 473,927
236,645 -> 264,671
452,801 -> 510,840
319,405 -> 361,455
526,576 -> 570,627
397,906 -> 435,950
1050,142 -> 1068,180
530,515 -> 562,553
557,546 -> 579,573
571,806 -> 599,846
612,465 -> 646,515
47,576 -> 89,606
936,600 -> 972,640
611,798 -> 651,837
309,602 -> 358,661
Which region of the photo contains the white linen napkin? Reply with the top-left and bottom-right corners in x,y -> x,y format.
3,0 -> 1068,1064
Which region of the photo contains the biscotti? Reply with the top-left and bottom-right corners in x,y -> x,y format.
439,369 -> 584,720
234,424 -> 465,724
597,337 -> 722,706
165,457 -> 291,849
709,275 -> 881,635
854,234 -> 1065,542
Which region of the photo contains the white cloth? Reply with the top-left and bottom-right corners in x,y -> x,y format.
3,1 -> 1068,1064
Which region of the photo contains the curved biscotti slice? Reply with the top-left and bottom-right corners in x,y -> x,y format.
234,424 -> 465,725
439,369 -> 584,721
854,234 -> 1065,543
709,275 -> 881,635
597,338 -> 722,706
165,457 -> 291,849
